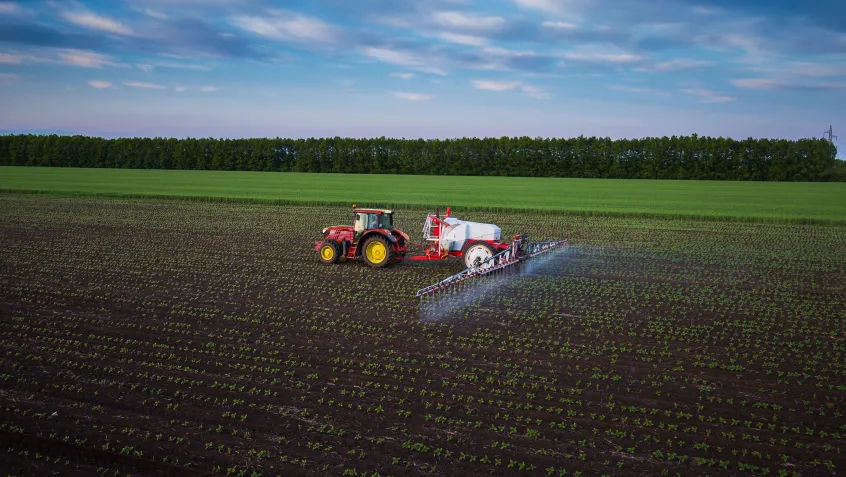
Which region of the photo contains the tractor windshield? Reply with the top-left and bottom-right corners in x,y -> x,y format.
381,213 -> 392,230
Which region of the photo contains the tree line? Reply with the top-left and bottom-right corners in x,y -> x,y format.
0,133 -> 843,181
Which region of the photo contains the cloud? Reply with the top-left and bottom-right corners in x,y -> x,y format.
390,72 -> 416,79
730,78 -> 846,91
152,18 -> 264,59
608,84 -> 670,96
472,80 -> 521,91
478,47 -> 557,73
141,8 -> 168,20
742,62 -> 846,78
0,72 -> 17,84
0,48 -> 124,68
0,2 -> 20,15
57,49 -> 119,68
363,47 -> 447,75
137,61 -> 213,72
436,32 -> 488,46
124,81 -> 166,89
199,85 -> 219,92
391,91 -> 432,100
432,11 -> 505,31
680,88 -> 734,103
61,9 -> 136,36
636,59 -> 715,72
232,10 -> 340,44
88,80 -> 113,88
0,52 -> 22,64
559,45 -> 644,64
520,85 -> 551,99
365,47 -> 423,65
174,85 -> 188,92
542,21 -> 578,30
513,0 -> 575,15
472,79 -> 549,98
692,5 -> 719,15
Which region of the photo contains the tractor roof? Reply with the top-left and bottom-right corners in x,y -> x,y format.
354,208 -> 392,214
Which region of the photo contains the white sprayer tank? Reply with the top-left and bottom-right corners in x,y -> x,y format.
439,217 -> 501,251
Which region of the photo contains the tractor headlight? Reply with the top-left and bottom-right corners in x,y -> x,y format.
322,228 -> 327,234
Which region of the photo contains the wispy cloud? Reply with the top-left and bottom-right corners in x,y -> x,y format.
199,85 -> 219,92
513,0 -> 577,15
0,72 -> 17,84
58,49 -> 120,68
542,21 -> 578,30
432,11 -> 506,31
609,84 -> 670,96
390,72 -> 416,79
60,8 -> 136,36
473,79 -> 550,98
559,44 -> 644,65
436,32 -> 488,46
0,2 -> 20,15
364,47 -> 448,75
365,47 -> 426,66
0,52 -> 22,64
0,48 -> 124,68
136,61 -> 212,72
88,80 -> 113,88
636,59 -> 715,72
140,7 -> 167,20
391,91 -> 432,101
692,6 -> 719,15
680,88 -> 734,103
520,85 -> 551,99
473,79 -> 521,91
231,10 -> 340,44
741,61 -> 846,78
731,78 -> 846,91
124,81 -> 166,89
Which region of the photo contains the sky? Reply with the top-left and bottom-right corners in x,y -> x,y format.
0,0 -> 844,148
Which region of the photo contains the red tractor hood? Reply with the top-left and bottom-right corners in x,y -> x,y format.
323,225 -> 354,233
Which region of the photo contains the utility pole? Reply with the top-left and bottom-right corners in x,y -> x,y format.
822,125 -> 837,144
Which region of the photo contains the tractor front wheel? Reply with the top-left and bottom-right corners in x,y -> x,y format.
362,236 -> 393,268
318,240 -> 341,264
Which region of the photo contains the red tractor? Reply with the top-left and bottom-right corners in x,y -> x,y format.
314,206 -> 409,268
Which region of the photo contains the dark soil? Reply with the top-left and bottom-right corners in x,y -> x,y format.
0,194 -> 844,477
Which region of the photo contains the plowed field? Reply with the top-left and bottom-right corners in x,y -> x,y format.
1,194 -> 844,477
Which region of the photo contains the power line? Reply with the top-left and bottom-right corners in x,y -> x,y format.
822,125 -> 837,144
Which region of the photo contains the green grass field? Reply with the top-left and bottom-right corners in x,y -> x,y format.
2,166 -> 845,222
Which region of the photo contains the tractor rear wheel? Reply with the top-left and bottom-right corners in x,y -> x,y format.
463,241 -> 495,269
362,236 -> 393,268
318,240 -> 341,264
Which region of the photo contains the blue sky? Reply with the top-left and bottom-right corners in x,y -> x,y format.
0,0 -> 844,147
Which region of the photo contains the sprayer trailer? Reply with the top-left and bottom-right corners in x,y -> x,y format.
316,205 -> 568,295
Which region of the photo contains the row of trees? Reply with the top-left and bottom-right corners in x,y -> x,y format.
1,134 -> 842,181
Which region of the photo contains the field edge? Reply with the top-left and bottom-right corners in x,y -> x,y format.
3,188 -> 842,226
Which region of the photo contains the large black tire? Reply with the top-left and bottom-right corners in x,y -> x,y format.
317,240 -> 340,264
362,236 -> 394,268
462,241 -> 496,269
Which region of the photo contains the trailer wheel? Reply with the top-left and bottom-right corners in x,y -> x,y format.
463,241 -> 495,269
318,240 -> 340,264
363,236 -> 394,268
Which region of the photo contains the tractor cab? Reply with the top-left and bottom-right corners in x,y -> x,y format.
354,208 -> 393,239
